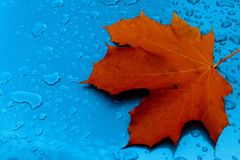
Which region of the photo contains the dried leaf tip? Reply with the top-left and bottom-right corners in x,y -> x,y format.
139,10 -> 145,17
171,11 -> 181,21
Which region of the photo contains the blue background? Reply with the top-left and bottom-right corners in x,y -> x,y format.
0,0 -> 240,159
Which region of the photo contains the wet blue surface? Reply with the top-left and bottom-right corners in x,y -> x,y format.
0,0 -> 240,160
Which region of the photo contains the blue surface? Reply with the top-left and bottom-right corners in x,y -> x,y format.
0,0 -> 240,160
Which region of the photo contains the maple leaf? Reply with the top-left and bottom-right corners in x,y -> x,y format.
82,12 -> 240,147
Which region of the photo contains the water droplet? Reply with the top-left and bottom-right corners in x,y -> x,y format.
123,0 -> 138,5
227,11 -> 236,16
82,131 -> 90,139
42,72 -> 60,85
17,66 -> 29,77
39,113 -> 47,120
0,136 -> 7,144
51,0 -> 64,8
11,91 -> 43,109
216,0 -> 234,8
215,34 -> 227,42
34,128 -> 43,136
13,121 -> 24,131
20,133 -> 28,139
0,72 -> 12,84
187,0 -> 200,5
31,23 -> 47,37
196,143 -> 201,148
221,21 -> 232,28
229,36 -> 240,45
123,151 -> 138,160
197,155 -> 203,160
31,146 -> 38,152
202,146 -> 208,152
98,0 -> 120,5
175,157 -> 187,160
225,100 -> 236,110
191,130 -> 200,137
7,158 -> 19,160
232,156 -> 239,160
112,149 -> 120,160
115,112 -> 123,120
7,101 -> 14,107
66,75 -> 79,83
69,107 -> 77,115
61,14 -> 70,25
185,8 -> 194,17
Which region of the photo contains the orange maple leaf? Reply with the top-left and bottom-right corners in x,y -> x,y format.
82,12 -> 239,147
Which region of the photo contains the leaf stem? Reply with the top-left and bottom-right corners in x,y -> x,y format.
212,49 -> 240,68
